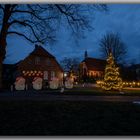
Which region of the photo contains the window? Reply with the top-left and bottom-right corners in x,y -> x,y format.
28,59 -> 32,64
46,58 -> 51,66
35,57 -> 40,65
43,71 -> 48,80
51,71 -> 55,80
89,71 -> 93,76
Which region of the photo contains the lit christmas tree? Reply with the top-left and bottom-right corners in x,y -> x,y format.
102,52 -> 123,91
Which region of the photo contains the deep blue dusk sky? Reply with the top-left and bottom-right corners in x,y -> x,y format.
4,4 -> 140,65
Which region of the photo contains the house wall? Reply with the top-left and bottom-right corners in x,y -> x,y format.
79,62 -> 87,76
17,54 -> 63,85
79,62 -> 104,80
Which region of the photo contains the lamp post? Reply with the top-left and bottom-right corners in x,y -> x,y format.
60,72 -> 67,93
63,72 -> 67,85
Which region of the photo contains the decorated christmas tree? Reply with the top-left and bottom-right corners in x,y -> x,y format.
102,52 -> 123,91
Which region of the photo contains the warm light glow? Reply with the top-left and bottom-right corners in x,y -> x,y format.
22,70 -> 45,77
122,82 -> 140,88
97,53 -> 123,91
64,73 -> 67,77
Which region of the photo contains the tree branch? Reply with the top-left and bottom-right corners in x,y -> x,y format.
8,20 -> 40,41
0,5 -> 4,10
7,31 -> 38,43
12,9 -> 53,21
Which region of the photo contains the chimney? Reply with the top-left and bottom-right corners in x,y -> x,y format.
35,44 -> 39,49
85,50 -> 88,59
35,44 -> 42,50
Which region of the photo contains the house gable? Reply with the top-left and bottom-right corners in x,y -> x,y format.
80,57 -> 106,78
17,45 -> 63,72
16,45 -> 63,81
82,57 -> 106,71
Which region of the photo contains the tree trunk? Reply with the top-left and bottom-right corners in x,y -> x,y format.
0,37 -> 7,89
0,61 -> 2,89
0,5 -> 12,89
0,28 -> 8,90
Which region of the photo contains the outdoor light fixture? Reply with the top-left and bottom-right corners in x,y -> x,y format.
64,73 -> 67,77
122,82 -> 140,87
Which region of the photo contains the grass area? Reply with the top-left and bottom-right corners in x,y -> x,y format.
1,86 -> 140,96
0,100 -> 140,135
63,87 -> 140,96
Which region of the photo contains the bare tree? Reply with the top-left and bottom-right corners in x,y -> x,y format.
99,32 -> 127,64
0,4 -> 107,88
60,57 -> 80,72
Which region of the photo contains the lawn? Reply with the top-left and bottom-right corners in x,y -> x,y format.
1,86 -> 140,96
63,86 -> 140,96
0,100 -> 140,135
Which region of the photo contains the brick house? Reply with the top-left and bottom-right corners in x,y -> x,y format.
3,45 -> 63,89
79,51 -> 106,81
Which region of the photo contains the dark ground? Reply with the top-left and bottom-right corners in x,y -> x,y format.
0,87 -> 140,136
0,100 -> 140,136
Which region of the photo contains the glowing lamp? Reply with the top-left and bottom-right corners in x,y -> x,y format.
64,73 -> 67,77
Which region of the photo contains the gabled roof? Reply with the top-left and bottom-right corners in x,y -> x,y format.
82,57 -> 106,71
16,45 -> 63,72
30,45 -> 55,58
32,45 -> 63,71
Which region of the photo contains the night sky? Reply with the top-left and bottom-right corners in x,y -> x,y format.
4,4 -> 140,65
